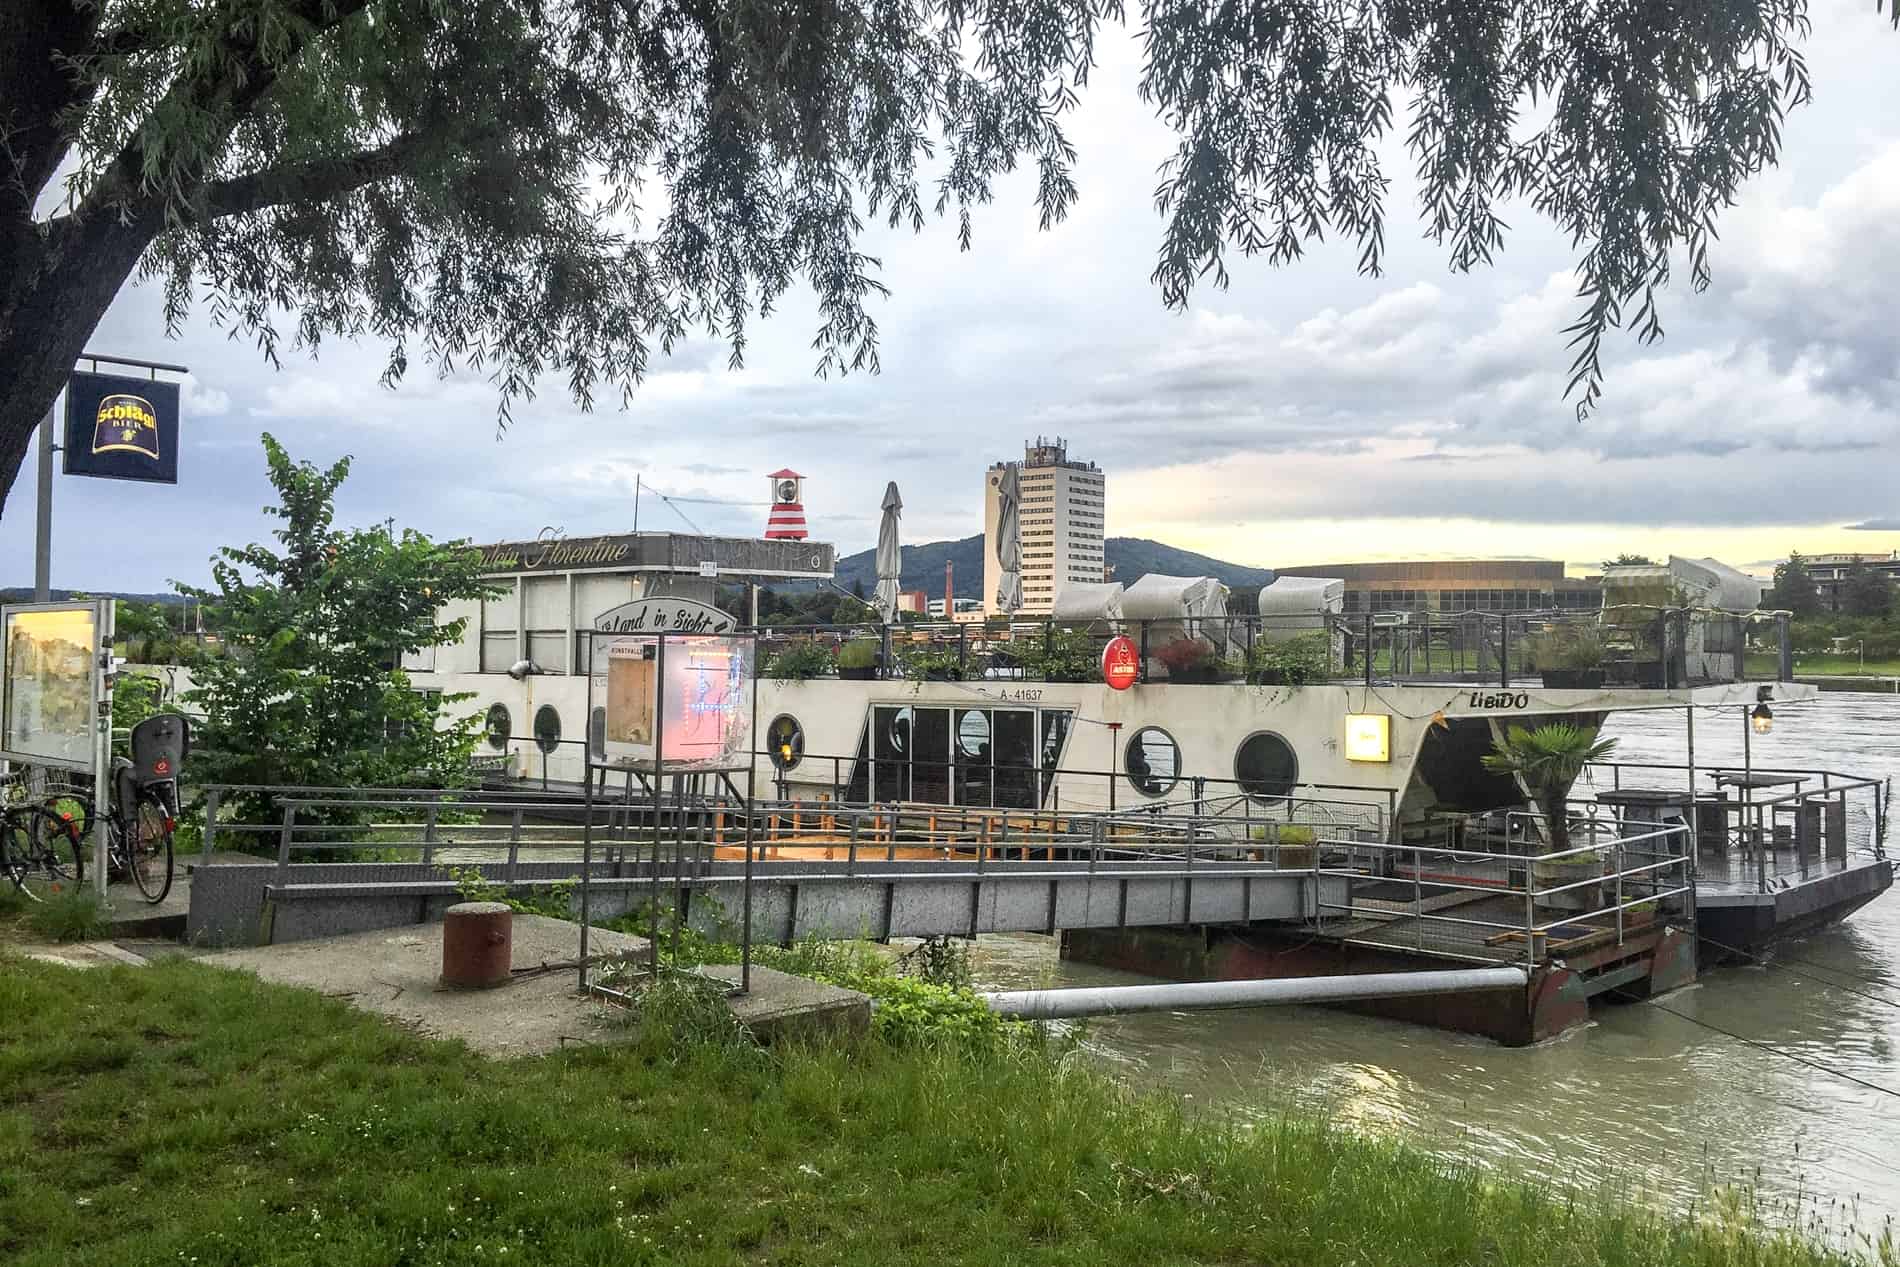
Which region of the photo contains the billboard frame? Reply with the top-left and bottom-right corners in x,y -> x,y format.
1,599 -> 115,895
577,629 -> 762,997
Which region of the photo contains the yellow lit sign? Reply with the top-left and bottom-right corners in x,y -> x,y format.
1344,713 -> 1390,763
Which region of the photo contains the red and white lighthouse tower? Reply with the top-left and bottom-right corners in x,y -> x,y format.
764,469 -> 808,540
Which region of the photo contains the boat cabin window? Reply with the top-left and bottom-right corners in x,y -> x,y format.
533,704 -> 562,753
767,715 -> 805,771
484,703 -> 511,750
1235,731 -> 1298,801
1125,727 -> 1180,797
842,704 -> 1072,808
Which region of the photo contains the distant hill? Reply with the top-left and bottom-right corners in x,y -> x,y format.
0,588 -> 184,605
832,534 -> 1275,600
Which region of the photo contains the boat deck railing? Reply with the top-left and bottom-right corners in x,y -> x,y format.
1315,812 -> 1696,967
1580,759 -> 1890,893
752,607 -> 1793,690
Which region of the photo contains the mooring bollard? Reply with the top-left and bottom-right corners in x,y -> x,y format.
440,901 -> 513,989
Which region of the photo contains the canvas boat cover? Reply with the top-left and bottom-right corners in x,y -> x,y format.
1258,576 -> 1344,616
1051,581 -> 1125,623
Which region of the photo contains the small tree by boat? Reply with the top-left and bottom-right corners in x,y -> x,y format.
1481,723 -> 1618,853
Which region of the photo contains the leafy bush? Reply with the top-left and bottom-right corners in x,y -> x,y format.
1156,636 -> 1215,675
1240,634 -> 1331,686
901,646 -> 966,681
447,867 -> 576,918
856,974 -> 1023,1046
765,640 -> 836,680
837,639 -> 881,670
1011,628 -> 1100,682
27,887 -> 110,942
1522,624 -> 1604,670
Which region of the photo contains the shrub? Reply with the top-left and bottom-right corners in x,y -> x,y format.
1012,628 -> 1100,682
901,646 -> 966,681
837,639 -> 881,670
1242,634 -> 1331,686
765,640 -> 835,680
1156,636 -> 1215,675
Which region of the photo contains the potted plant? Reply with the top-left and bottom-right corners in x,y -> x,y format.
764,641 -> 835,681
1251,823 -> 1317,868
1533,626 -> 1607,689
902,645 -> 966,681
1016,628 -> 1099,683
1483,723 -> 1619,914
1156,636 -> 1220,684
1246,633 -> 1330,686
837,639 -> 880,680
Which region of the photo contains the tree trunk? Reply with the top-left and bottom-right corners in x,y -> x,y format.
1540,789 -> 1568,854
0,210 -> 164,517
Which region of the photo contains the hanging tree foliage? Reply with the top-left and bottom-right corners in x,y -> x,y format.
2,0 -> 1890,512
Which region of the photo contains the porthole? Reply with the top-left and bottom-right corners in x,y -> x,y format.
484,703 -> 511,751
1124,726 -> 1180,797
1235,731 -> 1299,801
957,709 -> 992,758
768,714 -> 805,771
533,704 -> 562,754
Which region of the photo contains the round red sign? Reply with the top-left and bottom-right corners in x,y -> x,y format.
1101,635 -> 1140,690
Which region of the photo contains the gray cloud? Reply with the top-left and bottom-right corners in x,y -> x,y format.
6,3 -> 1900,588
1845,518 -> 1900,531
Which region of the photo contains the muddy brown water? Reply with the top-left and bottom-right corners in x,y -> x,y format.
969,693 -> 1900,1242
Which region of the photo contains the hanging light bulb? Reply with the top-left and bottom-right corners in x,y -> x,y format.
1750,702 -> 1774,735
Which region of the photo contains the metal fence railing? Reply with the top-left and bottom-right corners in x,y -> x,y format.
1314,812 -> 1696,967
744,607 -> 1792,690
1581,759 -> 1889,892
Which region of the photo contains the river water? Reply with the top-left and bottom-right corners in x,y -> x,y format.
970,692 -> 1900,1243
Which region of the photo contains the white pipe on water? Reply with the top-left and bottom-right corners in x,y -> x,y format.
979,967 -> 1530,1020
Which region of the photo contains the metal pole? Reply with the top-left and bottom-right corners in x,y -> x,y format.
980,967 -> 1530,1019
1685,704 -> 1698,868
742,641 -> 759,993
650,634 -> 666,977
34,403 -> 55,602
91,600 -> 113,896
580,744 -> 594,992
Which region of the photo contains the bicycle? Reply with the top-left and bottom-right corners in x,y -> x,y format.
36,714 -> 188,905
1,799 -> 86,900
44,781 -> 176,905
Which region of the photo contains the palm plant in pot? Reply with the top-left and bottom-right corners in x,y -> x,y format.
1482,723 -> 1618,914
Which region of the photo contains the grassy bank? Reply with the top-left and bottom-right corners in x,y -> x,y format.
0,956 -> 1882,1267
1746,652 -> 1900,678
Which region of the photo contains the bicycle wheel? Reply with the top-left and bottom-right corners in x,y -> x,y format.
130,797 -> 174,903
7,806 -> 83,901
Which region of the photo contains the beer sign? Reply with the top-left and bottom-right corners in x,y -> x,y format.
1101,635 -> 1139,690
63,370 -> 181,484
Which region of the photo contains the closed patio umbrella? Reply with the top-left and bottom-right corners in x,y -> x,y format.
875,481 -> 903,623
995,464 -> 1022,614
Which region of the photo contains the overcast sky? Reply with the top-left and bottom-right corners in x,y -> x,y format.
6,0 -> 1900,592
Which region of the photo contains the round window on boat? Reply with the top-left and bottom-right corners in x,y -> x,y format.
957,709 -> 991,759
484,703 -> 511,751
768,714 -> 805,771
533,705 -> 562,754
888,706 -> 914,756
1125,727 -> 1180,797
1235,731 -> 1299,802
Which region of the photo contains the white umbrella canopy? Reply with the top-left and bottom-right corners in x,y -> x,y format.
994,464 -> 1022,615
874,481 -> 903,623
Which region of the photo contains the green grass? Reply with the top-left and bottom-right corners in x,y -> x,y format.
1746,652 -> 1900,678
0,955 -> 1883,1267
20,887 -> 109,942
